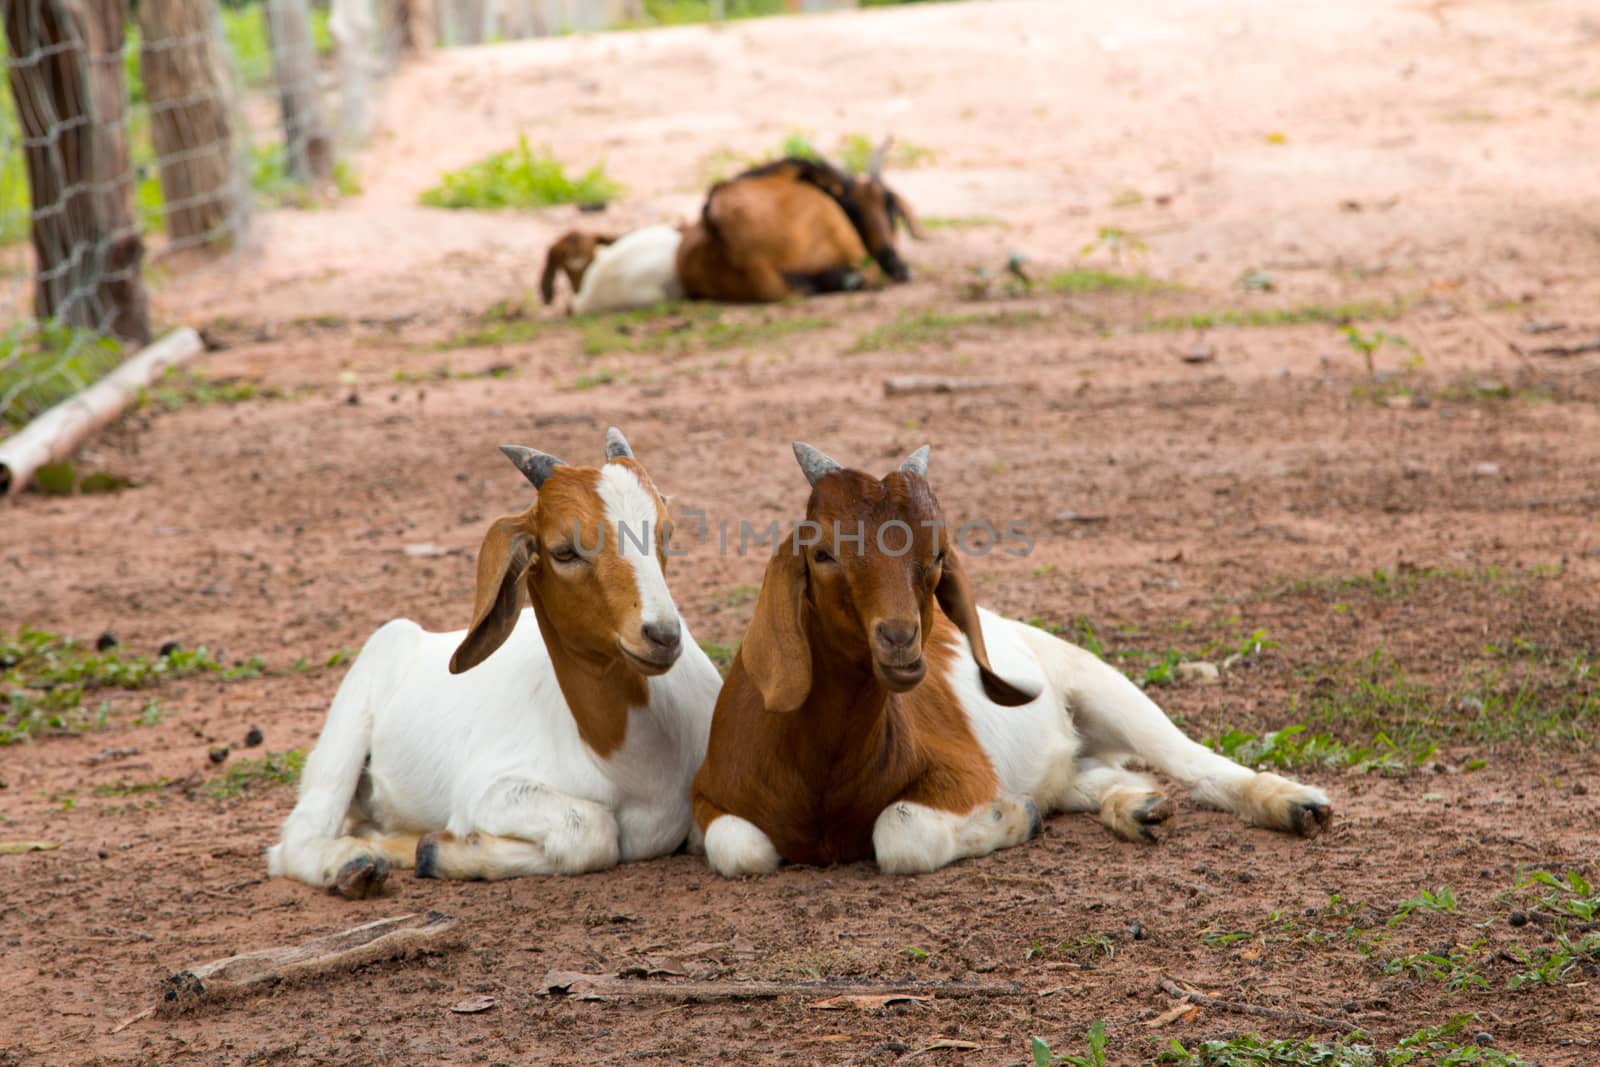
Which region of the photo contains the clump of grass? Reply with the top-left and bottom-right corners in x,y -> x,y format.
1206,723 -> 1436,774
1031,1020 -> 1106,1067
1045,269 -> 1166,295
579,304 -> 826,356
1157,1015 -> 1526,1066
921,215 -> 1005,230
392,364 -> 516,382
1143,297 -> 1407,332
139,369 -> 287,412
0,322 -> 123,432
201,749 -> 306,799
848,309 -> 1041,353
2,630 -> 265,744
420,135 -> 621,210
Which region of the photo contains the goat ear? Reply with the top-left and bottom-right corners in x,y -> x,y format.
891,191 -> 926,240
935,549 -> 1038,707
739,543 -> 811,713
539,244 -> 565,305
450,513 -> 536,674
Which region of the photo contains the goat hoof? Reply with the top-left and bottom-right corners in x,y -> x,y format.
332,854 -> 389,900
415,832 -> 451,879
1289,801 -> 1333,838
1023,797 -> 1042,840
1134,795 -> 1175,843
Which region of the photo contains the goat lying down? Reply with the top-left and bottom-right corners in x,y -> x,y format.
267,429 -> 718,897
678,147 -> 924,303
541,224 -> 685,315
691,444 -> 1332,877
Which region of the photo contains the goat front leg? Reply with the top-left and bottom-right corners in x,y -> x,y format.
872,788 -> 1041,875
415,779 -> 620,881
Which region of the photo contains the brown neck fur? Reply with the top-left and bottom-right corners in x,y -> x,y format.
526,576 -> 646,760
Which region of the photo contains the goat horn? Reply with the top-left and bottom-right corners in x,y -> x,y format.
793,442 -> 843,486
499,444 -> 566,489
604,426 -> 634,461
899,445 -> 930,477
868,136 -> 892,179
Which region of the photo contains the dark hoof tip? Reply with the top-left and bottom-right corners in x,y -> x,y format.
333,854 -> 389,900
1291,802 -> 1333,838
416,831 -> 452,879
1024,797 -> 1042,840
1134,796 -> 1174,843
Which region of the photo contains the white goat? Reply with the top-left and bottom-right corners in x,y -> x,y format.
267,428 -> 717,897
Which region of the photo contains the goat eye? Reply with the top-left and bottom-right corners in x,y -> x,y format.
813,548 -> 835,566
549,545 -> 581,565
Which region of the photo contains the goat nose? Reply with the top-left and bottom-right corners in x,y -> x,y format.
641,619 -> 681,654
874,620 -> 919,651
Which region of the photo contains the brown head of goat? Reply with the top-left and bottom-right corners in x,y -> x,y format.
540,230 -> 619,305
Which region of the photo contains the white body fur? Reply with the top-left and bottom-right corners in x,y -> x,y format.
709,608 -> 1329,876
570,224 -> 684,315
268,610 -> 719,886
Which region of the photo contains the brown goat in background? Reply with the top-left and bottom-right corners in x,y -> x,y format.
677,143 -> 923,303
540,230 -> 619,306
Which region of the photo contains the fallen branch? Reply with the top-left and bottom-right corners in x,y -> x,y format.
1159,978 -> 1358,1034
539,971 -> 1019,1003
0,326 -> 204,497
1514,910 -> 1600,934
883,375 -> 1013,398
163,911 -> 456,1006
1532,338 -> 1600,358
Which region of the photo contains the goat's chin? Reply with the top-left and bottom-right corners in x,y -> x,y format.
618,643 -> 677,676
874,659 -> 926,693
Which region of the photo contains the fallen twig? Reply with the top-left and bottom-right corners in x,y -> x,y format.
1159,978 -> 1358,1033
883,375 -> 1014,398
109,1006 -> 154,1034
539,971 -> 1019,1003
1515,910 -> 1600,934
163,911 -> 457,1006
1532,338 -> 1600,358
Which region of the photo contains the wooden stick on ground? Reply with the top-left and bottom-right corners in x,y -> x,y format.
0,326 -> 204,497
539,971 -> 1020,1003
1159,978 -> 1359,1034
163,911 -> 457,1006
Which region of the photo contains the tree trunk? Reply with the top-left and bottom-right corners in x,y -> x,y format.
380,0 -> 435,59
331,0 -> 375,143
264,0 -> 333,184
4,0 -> 150,344
137,0 -> 239,248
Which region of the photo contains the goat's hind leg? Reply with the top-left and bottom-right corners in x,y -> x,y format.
1048,756 -> 1174,842
1031,633 -> 1332,836
415,779 -> 620,881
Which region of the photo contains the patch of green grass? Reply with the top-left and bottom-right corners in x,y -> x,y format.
1,89 -> 29,245
1206,723 -> 1436,774
1446,109 -> 1497,123
921,215 -> 1005,230
847,309 -> 1042,353
391,364 -> 516,383
1390,885 -> 1460,923
201,749 -> 306,799
139,369 -> 287,412
0,323 -> 123,432
1142,298 -> 1406,332
1108,187 -> 1143,209
1157,1016 -> 1525,1065
1069,617 -> 1277,690
579,304 -> 826,356
1032,1020 -> 1106,1067
571,368 -> 622,390
698,640 -> 738,675
1,629 -> 319,745
219,3 -> 334,88
1045,269 -> 1166,295
92,776 -> 171,798
419,136 -> 620,210
1382,939 -> 1491,991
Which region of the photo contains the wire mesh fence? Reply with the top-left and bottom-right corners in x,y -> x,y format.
0,0 -> 859,439
0,0 -> 384,437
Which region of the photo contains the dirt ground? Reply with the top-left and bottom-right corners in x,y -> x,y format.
4,0 -> 1600,1063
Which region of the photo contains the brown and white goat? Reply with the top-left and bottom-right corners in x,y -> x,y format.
690,444 -> 1332,877
677,147 -> 923,303
268,429 -> 718,897
541,229 -> 619,306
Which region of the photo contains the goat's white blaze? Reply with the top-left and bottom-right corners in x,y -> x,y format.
597,462 -> 677,630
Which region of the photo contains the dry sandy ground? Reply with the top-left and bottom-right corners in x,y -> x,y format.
3,0 -> 1600,1063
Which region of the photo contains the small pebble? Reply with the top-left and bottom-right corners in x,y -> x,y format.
243,726 -> 264,748
1474,1033 -> 1495,1048
1128,920 -> 1146,941
158,640 -> 181,658
97,849 -> 109,860
1174,661 -> 1220,687
208,746 -> 230,765
95,632 -> 118,652
1508,911 -> 1528,927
